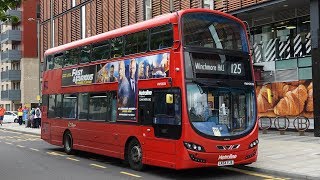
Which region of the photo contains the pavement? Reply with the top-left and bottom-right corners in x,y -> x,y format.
0,123 -> 319,179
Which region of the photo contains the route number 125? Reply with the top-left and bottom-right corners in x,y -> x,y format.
230,63 -> 242,75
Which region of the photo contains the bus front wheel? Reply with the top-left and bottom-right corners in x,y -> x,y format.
127,139 -> 144,171
63,132 -> 74,155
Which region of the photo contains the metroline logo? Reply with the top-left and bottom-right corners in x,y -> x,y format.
218,154 -> 237,160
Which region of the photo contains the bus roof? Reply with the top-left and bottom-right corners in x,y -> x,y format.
45,8 -> 244,56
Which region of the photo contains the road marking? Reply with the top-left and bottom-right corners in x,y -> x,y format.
25,134 -> 39,137
52,151 -> 66,156
5,142 -> 12,145
90,163 -> 107,169
29,148 -> 39,151
6,132 -> 22,135
47,152 -> 65,157
120,171 -> 141,178
223,167 -> 287,179
66,157 -> 80,162
17,145 -> 25,148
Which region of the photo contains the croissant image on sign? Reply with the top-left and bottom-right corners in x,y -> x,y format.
256,80 -> 313,118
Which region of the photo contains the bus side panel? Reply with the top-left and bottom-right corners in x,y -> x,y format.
41,107 -> 51,141
50,123 -> 67,146
42,70 -> 62,95
72,122 -> 122,159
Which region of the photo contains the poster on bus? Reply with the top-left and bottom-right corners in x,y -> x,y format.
96,62 -> 119,83
256,80 -> 313,118
95,53 -> 170,121
62,66 -> 95,86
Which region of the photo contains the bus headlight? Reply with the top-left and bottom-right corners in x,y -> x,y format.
184,142 -> 205,152
249,139 -> 259,149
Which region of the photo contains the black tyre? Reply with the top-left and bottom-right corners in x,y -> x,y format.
63,132 -> 74,154
14,119 -> 18,123
127,139 -> 144,171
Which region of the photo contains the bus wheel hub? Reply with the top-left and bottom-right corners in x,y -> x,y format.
131,146 -> 142,163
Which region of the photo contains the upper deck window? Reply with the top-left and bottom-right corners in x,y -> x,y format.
65,49 -> 79,67
183,13 -> 248,52
125,30 -> 148,55
80,45 -> 91,64
53,53 -> 64,69
110,37 -> 124,58
150,24 -> 173,50
46,55 -> 54,70
92,40 -> 110,61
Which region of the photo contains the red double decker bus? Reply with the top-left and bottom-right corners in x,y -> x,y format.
41,8 -> 258,170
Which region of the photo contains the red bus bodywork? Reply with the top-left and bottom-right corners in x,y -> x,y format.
41,8 -> 258,170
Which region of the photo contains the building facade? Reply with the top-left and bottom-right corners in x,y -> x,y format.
39,0 -> 320,135
0,0 -> 39,111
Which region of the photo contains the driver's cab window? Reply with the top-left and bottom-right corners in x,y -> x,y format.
138,88 -> 182,139
153,89 -> 181,126
138,89 -> 181,125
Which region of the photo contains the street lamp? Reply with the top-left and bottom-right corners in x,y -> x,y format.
27,17 -> 41,106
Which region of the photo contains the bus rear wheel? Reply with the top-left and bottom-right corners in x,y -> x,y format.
127,139 -> 144,171
63,132 -> 74,155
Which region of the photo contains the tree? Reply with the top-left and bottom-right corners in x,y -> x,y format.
0,0 -> 21,23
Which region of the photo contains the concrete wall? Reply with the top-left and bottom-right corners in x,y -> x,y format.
20,57 -> 39,105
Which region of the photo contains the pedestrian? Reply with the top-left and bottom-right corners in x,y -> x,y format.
23,106 -> 29,127
34,106 -> 42,128
29,108 -> 35,128
0,105 -> 6,126
17,105 -> 23,125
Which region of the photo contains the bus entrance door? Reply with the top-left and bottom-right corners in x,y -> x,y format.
138,89 -> 178,168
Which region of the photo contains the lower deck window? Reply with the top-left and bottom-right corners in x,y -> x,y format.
62,94 -> 77,119
89,93 -> 108,121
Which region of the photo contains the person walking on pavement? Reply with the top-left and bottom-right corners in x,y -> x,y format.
22,106 -> 29,127
0,105 -> 6,126
34,107 -> 42,128
29,108 -> 35,128
17,105 -> 23,125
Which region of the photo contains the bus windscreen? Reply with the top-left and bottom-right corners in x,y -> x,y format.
182,12 -> 248,53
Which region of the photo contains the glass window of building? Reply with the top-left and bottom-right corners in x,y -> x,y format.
144,0 -> 152,20
203,0 -> 214,9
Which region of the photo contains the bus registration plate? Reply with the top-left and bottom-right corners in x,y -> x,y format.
218,160 -> 234,166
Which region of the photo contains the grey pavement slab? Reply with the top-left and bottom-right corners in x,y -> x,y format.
0,123 -> 40,136
247,131 -> 320,179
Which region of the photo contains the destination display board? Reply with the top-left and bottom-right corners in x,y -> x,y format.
192,58 -> 245,76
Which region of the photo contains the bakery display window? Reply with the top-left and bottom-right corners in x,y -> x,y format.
187,83 -> 256,137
